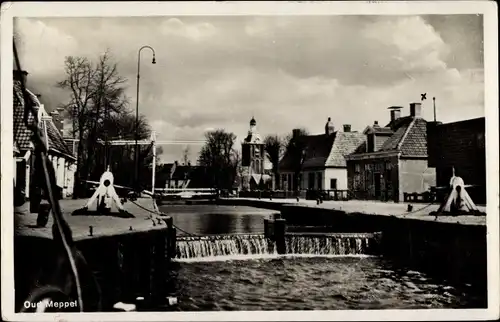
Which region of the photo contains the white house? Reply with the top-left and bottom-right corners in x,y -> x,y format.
14,70 -> 77,199
278,118 -> 365,192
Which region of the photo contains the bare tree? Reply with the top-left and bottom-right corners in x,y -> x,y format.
57,56 -> 97,198
263,134 -> 285,189
198,129 -> 238,189
58,51 -> 157,196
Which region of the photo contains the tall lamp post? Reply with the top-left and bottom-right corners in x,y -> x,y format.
135,45 -> 156,192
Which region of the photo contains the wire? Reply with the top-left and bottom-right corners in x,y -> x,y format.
128,198 -> 200,236
14,41 -> 84,311
401,202 -> 436,216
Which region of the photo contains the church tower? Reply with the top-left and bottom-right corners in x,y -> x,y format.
241,117 -> 265,190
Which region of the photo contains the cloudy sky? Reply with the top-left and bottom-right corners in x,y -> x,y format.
14,14 -> 484,163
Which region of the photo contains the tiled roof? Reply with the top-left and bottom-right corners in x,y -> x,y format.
373,116 -> 428,157
399,118 -> 428,157
364,125 -> 394,135
13,81 -> 37,150
325,132 -> 366,167
378,117 -> 413,152
279,131 -> 364,171
45,117 -> 75,159
301,134 -> 336,169
279,134 -> 334,171
13,80 -> 75,159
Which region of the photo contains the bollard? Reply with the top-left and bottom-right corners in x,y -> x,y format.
274,218 -> 286,254
89,226 -> 93,236
264,218 -> 270,239
165,217 -> 176,260
407,204 -> 413,212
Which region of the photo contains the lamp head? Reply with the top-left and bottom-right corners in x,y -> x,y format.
152,55 -> 156,64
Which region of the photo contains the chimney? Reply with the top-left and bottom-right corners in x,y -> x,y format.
343,124 -> 351,132
292,128 -> 300,139
410,102 -> 422,117
388,106 -> 402,122
373,121 -> 379,126
13,70 -> 28,85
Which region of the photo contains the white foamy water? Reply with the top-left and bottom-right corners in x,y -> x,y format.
175,233 -> 378,260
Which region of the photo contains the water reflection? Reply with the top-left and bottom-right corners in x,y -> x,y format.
159,205 -> 273,235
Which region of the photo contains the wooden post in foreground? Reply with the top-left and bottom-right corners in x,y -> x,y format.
165,217 -> 176,260
274,218 -> 286,255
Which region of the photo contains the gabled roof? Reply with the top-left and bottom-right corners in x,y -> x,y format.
44,117 -> 76,160
325,132 -> 366,167
279,131 -> 365,171
301,134 -> 336,169
13,80 -> 75,160
363,125 -> 394,135
13,81 -> 37,151
351,115 -> 429,158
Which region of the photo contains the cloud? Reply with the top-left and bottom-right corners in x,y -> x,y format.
14,15 -> 484,163
160,18 -> 217,41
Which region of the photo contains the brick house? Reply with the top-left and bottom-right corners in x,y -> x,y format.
345,103 -> 436,202
427,117 -> 486,204
13,70 -> 77,199
279,118 -> 366,193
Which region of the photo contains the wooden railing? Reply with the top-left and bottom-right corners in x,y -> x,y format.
403,191 -> 436,203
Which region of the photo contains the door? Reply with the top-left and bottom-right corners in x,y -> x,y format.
374,172 -> 381,199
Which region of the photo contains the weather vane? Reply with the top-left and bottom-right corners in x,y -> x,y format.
421,93 -> 427,101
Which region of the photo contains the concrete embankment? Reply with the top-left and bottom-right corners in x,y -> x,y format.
218,198 -> 487,297
14,198 -> 176,312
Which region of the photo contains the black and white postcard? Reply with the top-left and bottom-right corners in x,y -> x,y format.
1,1 -> 498,321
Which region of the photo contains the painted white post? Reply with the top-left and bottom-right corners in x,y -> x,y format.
25,160 -> 30,198
151,131 -> 156,194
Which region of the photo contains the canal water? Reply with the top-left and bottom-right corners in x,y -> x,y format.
158,204 -> 485,311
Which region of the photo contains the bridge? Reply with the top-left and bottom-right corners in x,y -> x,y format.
96,132 -> 209,194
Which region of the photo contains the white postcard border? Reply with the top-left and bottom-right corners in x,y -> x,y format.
1,1 -> 498,321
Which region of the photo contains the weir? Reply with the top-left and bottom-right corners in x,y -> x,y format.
175,231 -> 381,260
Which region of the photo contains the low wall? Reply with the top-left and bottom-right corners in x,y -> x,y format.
216,198 -> 286,211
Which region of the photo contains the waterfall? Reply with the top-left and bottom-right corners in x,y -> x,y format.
285,233 -> 379,255
175,232 -> 380,260
176,234 -> 277,260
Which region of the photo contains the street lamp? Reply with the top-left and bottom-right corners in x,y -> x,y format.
135,45 -> 156,192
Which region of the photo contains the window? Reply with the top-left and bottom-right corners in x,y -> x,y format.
367,134 -> 375,152
355,163 -> 361,173
308,172 -> 315,189
330,178 -> 337,190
